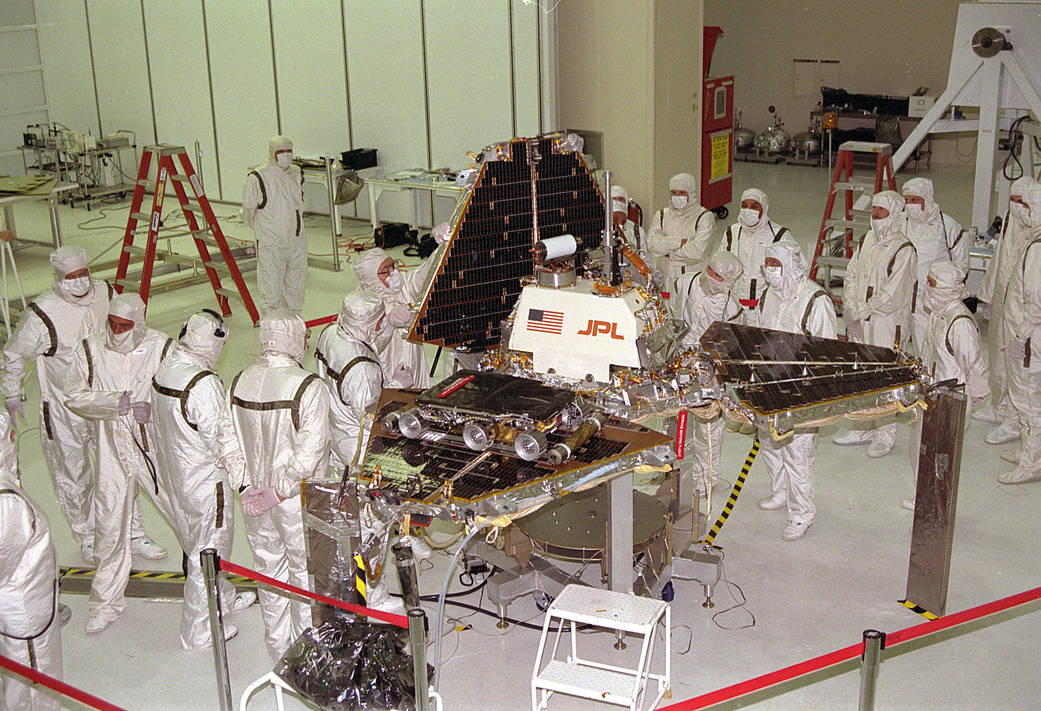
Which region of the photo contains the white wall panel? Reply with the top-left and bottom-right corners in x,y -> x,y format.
36,0 -> 99,135
344,0 -> 428,224
271,0 -> 350,215
86,0 -> 155,143
511,0 -> 541,137
271,0 -> 349,157
205,0 -> 278,203
0,30 -> 41,70
424,0 -> 512,168
142,0 -> 219,194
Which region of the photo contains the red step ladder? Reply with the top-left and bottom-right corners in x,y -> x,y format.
809,141 -> 898,304
116,145 -> 259,324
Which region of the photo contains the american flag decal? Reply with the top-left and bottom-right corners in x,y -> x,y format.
526,308 -> 564,335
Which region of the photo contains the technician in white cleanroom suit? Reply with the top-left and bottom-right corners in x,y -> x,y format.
0,410 -> 62,711
996,183 -> 1041,485
755,239 -> 837,541
834,190 -> 917,458
352,238 -> 446,390
2,247 -> 160,564
721,188 -> 791,326
151,311 -> 256,649
230,311 -> 330,661
316,291 -> 386,474
645,173 -> 716,292
974,176 -> 1039,442
610,186 -> 644,254
242,135 -> 307,316
64,293 -> 176,635
901,177 -> 969,355
904,261 -> 988,510
671,252 -> 743,493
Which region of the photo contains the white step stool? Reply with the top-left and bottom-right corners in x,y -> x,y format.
531,584 -> 671,711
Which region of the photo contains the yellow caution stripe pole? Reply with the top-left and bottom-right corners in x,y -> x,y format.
702,436 -> 760,546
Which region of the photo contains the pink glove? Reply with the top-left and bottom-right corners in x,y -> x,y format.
388,303 -> 412,327
1004,339 -> 1027,362
432,222 -> 451,245
5,397 -> 24,421
845,317 -> 863,342
131,401 -> 151,424
117,392 -> 131,416
981,302 -> 992,320
392,365 -> 414,389
971,395 -> 987,406
242,486 -> 282,516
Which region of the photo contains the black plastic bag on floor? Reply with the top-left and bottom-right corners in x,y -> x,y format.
274,616 -> 430,711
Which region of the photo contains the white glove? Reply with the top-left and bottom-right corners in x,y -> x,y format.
971,395 -> 987,406
432,222 -> 451,245
242,486 -> 282,516
1004,338 -> 1027,362
981,302 -> 992,320
389,303 -> 412,327
131,401 -> 151,424
392,365 -> 414,389
5,397 -> 24,421
118,392 -> 132,416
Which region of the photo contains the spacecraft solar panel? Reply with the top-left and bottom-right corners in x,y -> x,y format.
700,322 -> 920,415
408,137 -> 604,351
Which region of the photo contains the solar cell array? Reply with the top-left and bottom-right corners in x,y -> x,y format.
408,136 -> 605,351
699,322 -> 921,416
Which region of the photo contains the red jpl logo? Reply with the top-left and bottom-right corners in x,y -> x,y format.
577,319 -> 624,340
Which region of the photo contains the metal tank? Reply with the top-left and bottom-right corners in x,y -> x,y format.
734,110 -> 756,151
754,106 -> 791,155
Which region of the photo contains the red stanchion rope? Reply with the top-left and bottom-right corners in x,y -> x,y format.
304,314 -> 337,329
660,585 -> 1041,711
219,559 -> 408,629
0,654 -> 128,711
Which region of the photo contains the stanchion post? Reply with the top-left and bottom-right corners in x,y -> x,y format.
394,539 -> 430,711
858,629 -> 885,711
408,608 -> 430,711
202,548 -> 234,711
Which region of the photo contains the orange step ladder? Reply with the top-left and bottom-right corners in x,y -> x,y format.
809,141 -> 898,308
115,145 -> 259,324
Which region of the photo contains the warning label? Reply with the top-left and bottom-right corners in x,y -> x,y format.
710,130 -> 731,182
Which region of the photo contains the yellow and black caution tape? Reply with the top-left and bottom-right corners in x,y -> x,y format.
898,599 -> 939,620
60,566 -> 252,585
701,436 -> 760,546
353,554 -> 367,600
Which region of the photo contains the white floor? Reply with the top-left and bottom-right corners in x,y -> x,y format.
3,159 -> 1040,711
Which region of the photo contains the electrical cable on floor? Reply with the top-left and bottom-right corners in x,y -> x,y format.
432,520 -> 491,692
709,548 -> 756,631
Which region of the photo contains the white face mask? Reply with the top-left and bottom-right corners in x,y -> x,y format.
276,153 -> 292,169
670,195 -> 689,210
59,276 -> 91,299
1011,201 -> 1029,224
107,327 -> 137,354
385,270 -> 403,290
762,265 -> 783,288
905,203 -> 925,220
702,274 -> 728,295
739,208 -> 761,228
612,199 -> 627,216
871,215 -> 898,238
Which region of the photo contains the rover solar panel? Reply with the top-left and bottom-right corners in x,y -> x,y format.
408,135 -> 605,351
357,372 -> 672,520
699,321 -> 922,431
